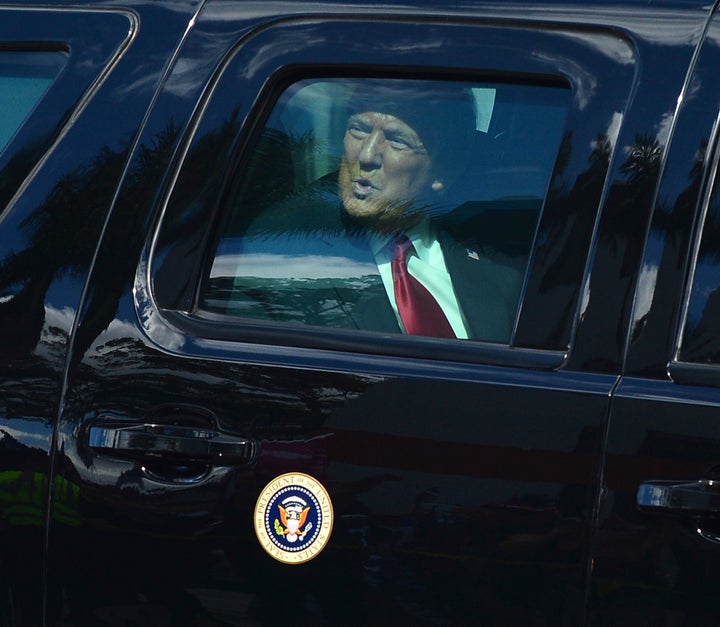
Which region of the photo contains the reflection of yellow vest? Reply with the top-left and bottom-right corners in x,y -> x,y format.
0,471 -> 80,527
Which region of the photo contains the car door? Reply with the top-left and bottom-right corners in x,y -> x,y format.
0,7 -> 141,625
589,5 -> 720,625
42,2 -> 709,625
0,3 -> 206,625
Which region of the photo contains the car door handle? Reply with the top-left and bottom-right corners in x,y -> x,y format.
637,480 -> 720,515
88,423 -> 254,465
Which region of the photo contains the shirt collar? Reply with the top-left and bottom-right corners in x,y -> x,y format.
369,221 -> 434,258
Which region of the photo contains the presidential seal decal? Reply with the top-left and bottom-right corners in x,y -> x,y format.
254,472 -> 333,564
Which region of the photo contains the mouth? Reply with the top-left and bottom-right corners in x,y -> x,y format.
351,177 -> 377,198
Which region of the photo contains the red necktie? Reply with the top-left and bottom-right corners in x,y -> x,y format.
390,235 -> 455,338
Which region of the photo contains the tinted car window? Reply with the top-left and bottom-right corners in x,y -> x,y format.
0,52 -> 65,155
200,77 -> 570,343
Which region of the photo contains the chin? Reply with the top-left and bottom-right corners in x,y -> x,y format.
344,201 -> 419,238
342,194 -> 381,220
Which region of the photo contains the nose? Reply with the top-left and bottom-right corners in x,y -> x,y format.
358,129 -> 384,168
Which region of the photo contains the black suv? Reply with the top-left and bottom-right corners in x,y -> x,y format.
3,0 -> 720,625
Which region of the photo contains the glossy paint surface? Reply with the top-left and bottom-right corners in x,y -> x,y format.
587,8 -> 720,625
0,0 -> 717,625
0,1 -> 206,624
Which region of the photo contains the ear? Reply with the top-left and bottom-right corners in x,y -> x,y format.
431,179 -> 444,192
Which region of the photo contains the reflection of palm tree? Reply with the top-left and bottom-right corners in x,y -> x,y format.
0,146 -> 126,358
0,119 -> 195,363
528,130 -> 609,346
71,121 -> 183,369
604,134 -> 663,260
620,134 -> 662,182
590,133 -> 612,169
531,132 -> 668,351
620,135 -> 708,367
568,133 -> 668,364
226,126 -> 302,230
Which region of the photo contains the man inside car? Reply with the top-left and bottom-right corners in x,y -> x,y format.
214,79 -> 522,343
331,80 -> 521,341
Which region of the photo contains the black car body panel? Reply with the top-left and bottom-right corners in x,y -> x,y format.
1,0 -> 720,625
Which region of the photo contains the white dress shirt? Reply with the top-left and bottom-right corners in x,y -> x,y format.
369,222 -> 469,339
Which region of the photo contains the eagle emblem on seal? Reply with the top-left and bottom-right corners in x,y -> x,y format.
255,473 -> 333,564
274,496 -> 313,543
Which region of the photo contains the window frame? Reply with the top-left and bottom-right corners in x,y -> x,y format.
142,17 -> 638,367
0,8 -> 136,219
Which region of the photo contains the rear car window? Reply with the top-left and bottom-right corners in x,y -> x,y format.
0,52 -> 66,155
199,77 -> 570,343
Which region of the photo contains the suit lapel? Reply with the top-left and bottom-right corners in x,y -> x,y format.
439,230 -> 516,343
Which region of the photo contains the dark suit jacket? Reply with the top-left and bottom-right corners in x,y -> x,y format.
343,228 -> 521,343
226,175 -> 524,343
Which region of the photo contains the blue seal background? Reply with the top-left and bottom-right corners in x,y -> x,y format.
264,484 -> 323,553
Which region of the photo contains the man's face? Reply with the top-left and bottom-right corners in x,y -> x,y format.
338,111 -> 438,226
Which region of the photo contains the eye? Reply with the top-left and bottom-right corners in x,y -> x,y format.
386,135 -> 413,150
347,121 -> 370,139
386,132 -> 424,152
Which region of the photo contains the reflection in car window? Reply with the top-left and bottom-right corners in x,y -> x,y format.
680,165 -> 720,363
0,52 -> 66,155
200,78 -> 570,343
